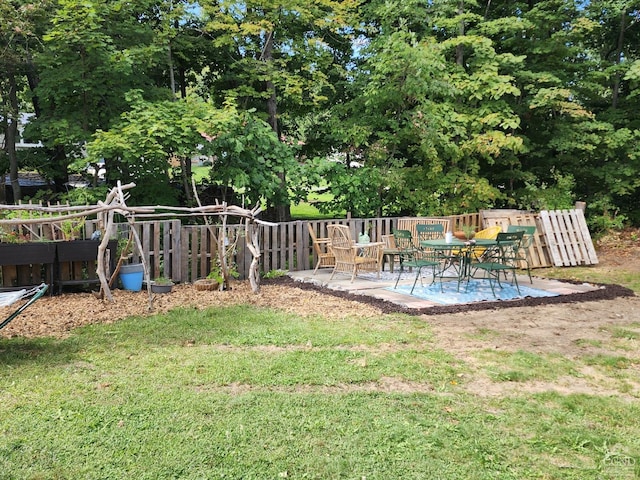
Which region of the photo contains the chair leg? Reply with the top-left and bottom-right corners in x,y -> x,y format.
410,266 -> 423,294
511,269 -> 521,294
482,269 -> 498,297
329,266 -> 338,281
394,269 -> 403,289
313,258 -> 321,275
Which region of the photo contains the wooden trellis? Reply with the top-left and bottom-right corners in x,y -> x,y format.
0,182 -> 272,306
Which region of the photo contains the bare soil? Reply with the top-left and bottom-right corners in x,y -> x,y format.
2,228 -> 639,397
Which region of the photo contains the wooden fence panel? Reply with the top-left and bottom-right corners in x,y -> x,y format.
539,209 -> 598,266
448,213 -> 480,232
2,212 -> 599,285
482,213 -> 552,268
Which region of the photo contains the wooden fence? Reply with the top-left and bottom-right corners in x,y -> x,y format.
1,209 -> 597,288
107,214 -> 481,282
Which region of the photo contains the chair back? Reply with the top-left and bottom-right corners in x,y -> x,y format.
475,225 -> 501,240
308,224 -> 327,254
496,231 -> 523,243
416,223 -> 444,242
382,234 -> 397,250
495,231 -> 524,261
392,229 -> 414,252
506,225 -> 536,248
307,223 -> 320,243
327,224 -> 353,249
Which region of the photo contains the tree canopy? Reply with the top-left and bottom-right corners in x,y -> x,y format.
1,0 -> 639,229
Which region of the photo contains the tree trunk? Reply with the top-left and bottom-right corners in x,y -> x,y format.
611,7 -> 626,109
262,29 -> 291,222
180,156 -> 193,205
49,145 -> 70,192
168,43 -> 177,97
25,51 -> 41,117
7,69 -> 22,202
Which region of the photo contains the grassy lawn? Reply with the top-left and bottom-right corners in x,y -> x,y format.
537,265 -> 640,294
2,295 -> 640,478
291,191 -> 343,220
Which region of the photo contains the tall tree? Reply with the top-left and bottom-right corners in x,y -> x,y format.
0,0 -> 50,202
27,0 -> 182,192
311,1 -> 524,216
199,0 -> 358,220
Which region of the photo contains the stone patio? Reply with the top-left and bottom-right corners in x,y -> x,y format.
287,268 -> 602,311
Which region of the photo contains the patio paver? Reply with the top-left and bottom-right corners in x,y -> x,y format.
287,269 -> 601,310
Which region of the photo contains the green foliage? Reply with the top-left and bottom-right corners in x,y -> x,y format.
88,94 -> 295,208
3,0 -> 640,227
262,269 -> 289,279
59,186 -> 111,206
518,168 -> 576,211
586,196 -> 628,234
199,106 -> 297,209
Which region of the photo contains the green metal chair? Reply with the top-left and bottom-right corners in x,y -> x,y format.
416,223 -> 458,276
415,223 -> 445,242
392,229 -> 440,294
471,231 -> 524,297
506,225 -> 536,283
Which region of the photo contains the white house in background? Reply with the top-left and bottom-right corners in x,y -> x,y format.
0,112 -> 43,149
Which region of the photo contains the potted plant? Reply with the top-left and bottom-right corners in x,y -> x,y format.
151,276 -> 174,294
453,225 -> 476,240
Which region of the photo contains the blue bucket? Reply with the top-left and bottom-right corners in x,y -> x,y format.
120,263 -> 144,291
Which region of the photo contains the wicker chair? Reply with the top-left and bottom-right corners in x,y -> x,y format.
307,224 -> 335,274
327,224 -> 384,282
382,234 -> 402,272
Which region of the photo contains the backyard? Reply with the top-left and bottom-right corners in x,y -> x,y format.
0,229 -> 639,478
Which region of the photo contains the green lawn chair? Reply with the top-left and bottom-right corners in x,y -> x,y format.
392,229 -> 440,294
0,283 -> 49,331
506,225 -> 536,283
471,231 -> 524,297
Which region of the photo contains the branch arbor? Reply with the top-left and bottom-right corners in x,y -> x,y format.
0,183 -> 270,307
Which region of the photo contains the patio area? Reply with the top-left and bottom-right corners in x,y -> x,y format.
287,268 -> 609,313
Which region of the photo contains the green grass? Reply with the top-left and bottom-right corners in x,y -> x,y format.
477,350 -> 578,383
2,304 -> 640,479
538,265 -> 640,294
188,170 -> 342,220
191,165 -> 210,182
291,191 -> 344,220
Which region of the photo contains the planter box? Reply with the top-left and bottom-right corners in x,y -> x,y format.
55,239 -> 118,293
0,242 -> 56,266
0,242 -> 56,288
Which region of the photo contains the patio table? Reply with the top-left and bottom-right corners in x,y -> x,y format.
420,238 -> 502,290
